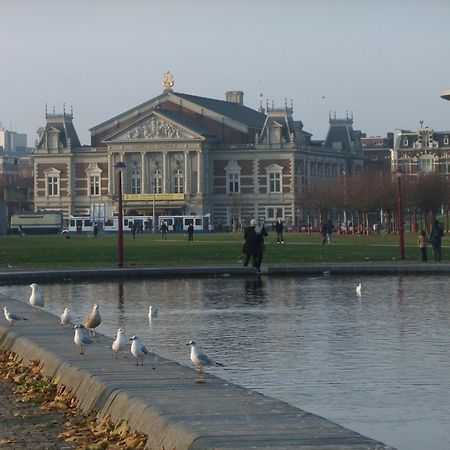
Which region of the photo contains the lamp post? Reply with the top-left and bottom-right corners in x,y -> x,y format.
395,169 -> 405,260
114,161 -> 126,268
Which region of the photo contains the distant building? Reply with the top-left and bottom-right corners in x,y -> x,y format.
0,128 -> 27,154
32,74 -> 364,228
391,125 -> 450,175
361,132 -> 393,172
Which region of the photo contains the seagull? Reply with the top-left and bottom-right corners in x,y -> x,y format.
130,335 -> 148,366
29,283 -> 44,307
148,306 -> 158,320
112,328 -> 127,359
187,340 -> 224,373
83,304 -> 101,337
73,324 -> 93,355
60,307 -> 73,326
3,306 -> 27,326
356,283 -> 362,296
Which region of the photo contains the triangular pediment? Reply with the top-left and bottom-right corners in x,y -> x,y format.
103,111 -> 204,143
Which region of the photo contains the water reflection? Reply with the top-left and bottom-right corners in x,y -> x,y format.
1,274 -> 450,450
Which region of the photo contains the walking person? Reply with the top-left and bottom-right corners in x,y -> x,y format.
320,222 -> 327,245
160,221 -> 168,240
325,219 -> 334,244
429,220 -> 444,262
131,222 -> 137,240
275,218 -> 284,243
418,230 -> 428,262
187,223 -> 194,242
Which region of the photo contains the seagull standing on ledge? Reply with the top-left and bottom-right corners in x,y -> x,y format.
83,304 -> 101,336
29,283 -> 44,307
60,307 -> 73,326
3,306 -> 27,326
356,283 -> 362,296
73,324 -> 93,355
187,340 -> 224,373
112,328 -> 127,359
130,335 -> 148,366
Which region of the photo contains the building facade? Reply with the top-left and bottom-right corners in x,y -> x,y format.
391,126 -> 450,175
32,74 -> 364,228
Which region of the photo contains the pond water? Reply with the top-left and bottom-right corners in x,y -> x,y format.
1,274 -> 449,450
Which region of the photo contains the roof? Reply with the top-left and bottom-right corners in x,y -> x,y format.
37,115 -> 81,148
173,92 -> 266,129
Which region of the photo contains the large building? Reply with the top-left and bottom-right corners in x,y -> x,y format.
391,125 -> 450,175
32,73 -> 364,229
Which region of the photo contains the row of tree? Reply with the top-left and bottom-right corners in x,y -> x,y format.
300,171 -> 449,234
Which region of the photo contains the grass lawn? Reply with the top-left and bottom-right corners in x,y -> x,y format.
0,230 -> 441,269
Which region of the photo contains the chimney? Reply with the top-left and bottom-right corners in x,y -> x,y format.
225,91 -> 244,105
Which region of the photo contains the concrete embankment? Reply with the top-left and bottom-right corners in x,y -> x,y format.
0,295 -> 394,449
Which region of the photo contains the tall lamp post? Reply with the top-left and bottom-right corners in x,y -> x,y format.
395,169 -> 405,260
114,161 -> 126,268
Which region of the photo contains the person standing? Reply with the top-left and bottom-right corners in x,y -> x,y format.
320,222 -> 326,245
429,220 -> 444,261
417,230 -> 428,262
254,222 -> 268,272
275,218 -> 284,243
131,222 -> 137,240
187,223 -> 194,242
325,219 -> 334,245
160,221 -> 168,240
93,223 -> 99,238
243,219 -> 259,269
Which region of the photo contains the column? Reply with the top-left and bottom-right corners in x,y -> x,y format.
162,151 -> 167,193
197,149 -> 202,193
141,152 -> 147,193
108,152 -> 114,195
184,151 -> 189,194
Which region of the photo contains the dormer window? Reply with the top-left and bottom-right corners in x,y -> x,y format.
403,138 -> 409,146
444,136 -> 449,145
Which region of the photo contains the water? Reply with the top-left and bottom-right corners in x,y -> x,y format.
1,274 -> 449,450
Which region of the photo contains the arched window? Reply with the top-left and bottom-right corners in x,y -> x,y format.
154,170 -> 162,193
174,169 -> 184,194
225,161 -> 241,194
131,170 -> 141,194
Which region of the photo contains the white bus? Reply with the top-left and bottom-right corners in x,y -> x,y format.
68,216 -> 153,234
158,214 -> 212,233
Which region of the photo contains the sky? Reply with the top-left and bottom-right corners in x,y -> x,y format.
1,0 -> 450,146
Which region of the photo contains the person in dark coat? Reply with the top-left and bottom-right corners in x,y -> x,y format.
275,218 -> 284,243
187,223 -> 194,242
243,219 -> 268,272
160,221 -> 168,240
429,220 -> 444,261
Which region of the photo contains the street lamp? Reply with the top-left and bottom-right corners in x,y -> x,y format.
395,169 -> 405,260
114,161 -> 126,268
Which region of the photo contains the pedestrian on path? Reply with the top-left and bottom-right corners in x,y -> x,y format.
429,220 -> 444,261
160,221 -> 168,240
187,223 -> 194,242
417,230 -> 428,262
275,218 -> 284,243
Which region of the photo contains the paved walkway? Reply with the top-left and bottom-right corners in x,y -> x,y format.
0,377 -> 73,449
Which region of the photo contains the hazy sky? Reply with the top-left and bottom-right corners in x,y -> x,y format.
2,0 -> 450,145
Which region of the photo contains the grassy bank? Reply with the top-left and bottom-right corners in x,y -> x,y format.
0,230 -> 441,269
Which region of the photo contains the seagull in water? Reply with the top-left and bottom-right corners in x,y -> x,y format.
187,340 -> 224,374
73,324 -> 93,355
356,283 -> 362,296
29,283 -> 44,307
148,305 -> 158,320
3,306 -> 28,326
112,328 -> 127,359
83,304 -> 101,336
130,335 -> 148,366
60,308 -> 73,326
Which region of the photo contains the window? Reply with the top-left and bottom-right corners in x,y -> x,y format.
269,172 -> 281,193
444,136 -> 449,145
154,170 -> 162,193
47,176 -> 59,196
89,175 -> 100,196
174,169 -> 183,194
403,138 -> 409,146
131,170 -> 141,194
267,207 -> 284,220
227,172 -> 240,193
418,156 -> 434,173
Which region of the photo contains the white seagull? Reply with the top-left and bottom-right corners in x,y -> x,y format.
83,304 -> 101,336
29,283 -> 44,307
60,307 -> 73,326
73,324 -> 93,355
187,340 -> 224,373
130,335 -> 148,366
148,305 -> 158,320
112,328 -> 127,359
3,306 -> 27,326
356,283 -> 362,296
